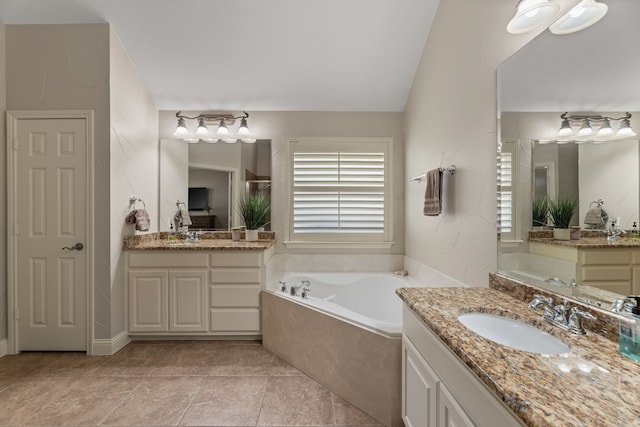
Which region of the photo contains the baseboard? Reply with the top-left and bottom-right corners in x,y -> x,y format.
0,339 -> 7,358
91,331 -> 131,355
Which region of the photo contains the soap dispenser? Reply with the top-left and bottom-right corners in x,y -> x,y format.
167,219 -> 176,241
619,296 -> 640,362
632,222 -> 639,239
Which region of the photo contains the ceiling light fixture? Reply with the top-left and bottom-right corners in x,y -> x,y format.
172,111 -> 253,143
553,112 -> 635,142
507,0 -> 560,34
549,0 -> 608,35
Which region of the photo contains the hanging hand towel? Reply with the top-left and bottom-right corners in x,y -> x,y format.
134,209 -> 151,231
584,207 -> 608,229
423,169 -> 443,216
125,210 -> 137,225
174,208 -> 192,227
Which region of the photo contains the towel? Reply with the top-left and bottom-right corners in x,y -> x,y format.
423,169 -> 443,216
174,208 -> 192,227
134,209 -> 151,231
583,207 -> 608,229
125,210 -> 137,225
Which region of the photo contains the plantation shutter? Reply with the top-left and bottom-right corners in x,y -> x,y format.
497,142 -> 516,240
290,140 -> 389,241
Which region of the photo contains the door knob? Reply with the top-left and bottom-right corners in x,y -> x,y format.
62,243 -> 84,251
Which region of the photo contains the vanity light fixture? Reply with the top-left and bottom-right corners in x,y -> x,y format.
549,0 -> 608,35
554,112 -> 636,142
507,0 -> 560,34
172,111 -> 254,143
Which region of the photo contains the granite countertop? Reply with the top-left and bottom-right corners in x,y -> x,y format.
397,286 -> 640,427
123,231 -> 275,251
530,237 -> 640,248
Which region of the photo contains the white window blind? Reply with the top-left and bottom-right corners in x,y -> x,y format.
288,139 -> 390,243
497,141 -> 516,240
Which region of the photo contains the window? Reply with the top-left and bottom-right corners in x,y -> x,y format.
286,138 -> 393,248
497,140 -> 519,242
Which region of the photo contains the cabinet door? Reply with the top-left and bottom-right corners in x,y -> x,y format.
439,384 -> 476,427
169,270 -> 208,332
402,337 -> 439,427
129,270 -> 168,332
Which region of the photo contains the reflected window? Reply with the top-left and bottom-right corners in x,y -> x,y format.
498,140 -> 517,240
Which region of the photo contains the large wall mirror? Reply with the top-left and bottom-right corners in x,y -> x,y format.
497,0 -> 640,307
159,139 -> 271,231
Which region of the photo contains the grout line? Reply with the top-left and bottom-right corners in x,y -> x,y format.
175,376 -> 206,426
96,377 -> 143,426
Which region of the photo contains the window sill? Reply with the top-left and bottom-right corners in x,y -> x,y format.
283,241 -> 395,249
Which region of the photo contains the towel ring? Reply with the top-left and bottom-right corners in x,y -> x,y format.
589,199 -> 604,208
129,196 -> 146,209
176,200 -> 187,209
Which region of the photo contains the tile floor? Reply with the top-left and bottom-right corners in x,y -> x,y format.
0,340 -> 384,427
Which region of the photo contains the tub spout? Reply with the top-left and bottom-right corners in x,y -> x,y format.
291,280 -> 311,296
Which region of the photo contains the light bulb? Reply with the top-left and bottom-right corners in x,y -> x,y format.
577,119 -> 594,137
557,118 -> 574,138
549,0 -> 608,35
195,117 -> 209,136
507,0 -> 560,34
237,117 -> 250,136
595,118 -> 614,138
173,117 -> 189,137
617,118 -> 637,137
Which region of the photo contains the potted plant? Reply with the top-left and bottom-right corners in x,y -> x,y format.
236,192 -> 270,241
548,195 -> 577,240
532,196 -> 549,230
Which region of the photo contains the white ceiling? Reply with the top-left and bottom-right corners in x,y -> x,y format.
0,0 -> 440,112
499,0 -> 640,113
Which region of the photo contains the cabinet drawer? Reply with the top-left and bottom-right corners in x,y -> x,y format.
210,285 -> 261,307
580,249 -> 631,265
580,266 -> 631,281
211,268 -> 262,284
210,251 -> 262,267
129,252 -> 209,268
210,308 -> 260,332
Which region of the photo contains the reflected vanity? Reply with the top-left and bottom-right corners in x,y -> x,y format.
496,1 -> 640,311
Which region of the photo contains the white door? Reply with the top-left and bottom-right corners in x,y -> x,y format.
14,117 -> 89,351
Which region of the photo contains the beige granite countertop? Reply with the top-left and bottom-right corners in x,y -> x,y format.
530,236 -> 640,248
123,231 -> 275,251
397,286 -> 640,427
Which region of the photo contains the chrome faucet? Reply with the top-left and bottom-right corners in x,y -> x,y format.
607,223 -> 626,241
610,297 -> 637,313
279,281 -> 287,293
290,280 -> 311,296
529,294 -> 597,335
183,231 -> 200,241
544,277 -> 576,287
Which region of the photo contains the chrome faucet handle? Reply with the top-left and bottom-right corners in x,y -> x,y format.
529,294 -> 553,308
279,281 -> 287,293
553,300 -> 570,324
301,287 -> 311,299
301,279 -> 311,287
568,307 -> 597,335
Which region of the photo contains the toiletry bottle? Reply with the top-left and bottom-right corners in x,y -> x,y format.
167,220 -> 176,241
632,222 -> 638,239
620,296 -> 640,362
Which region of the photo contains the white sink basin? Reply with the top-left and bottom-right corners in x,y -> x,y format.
457,312 -> 570,354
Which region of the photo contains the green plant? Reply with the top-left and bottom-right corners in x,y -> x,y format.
532,196 -> 549,227
236,192 -> 271,230
548,195 -> 577,229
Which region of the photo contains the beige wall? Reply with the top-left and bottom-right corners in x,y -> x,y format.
0,21 -> 6,341
159,110 -> 406,255
401,0 -> 580,285
108,29 -> 159,337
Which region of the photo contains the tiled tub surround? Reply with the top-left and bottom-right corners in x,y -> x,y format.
123,231 -> 275,250
397,285 -> 640,427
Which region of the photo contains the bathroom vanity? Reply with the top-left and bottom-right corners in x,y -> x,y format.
530,236 -> 640,295
124,233 -> 274,337
397,278 -> 640,427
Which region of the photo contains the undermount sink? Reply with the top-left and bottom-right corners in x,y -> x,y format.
457,312 -> 570,354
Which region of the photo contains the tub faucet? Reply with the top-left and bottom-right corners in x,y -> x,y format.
279,281 -> 287,293
544,277 -> 576,287
290,280 -> 311,297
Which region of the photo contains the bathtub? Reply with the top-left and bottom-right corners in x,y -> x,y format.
261,272 -> 424,427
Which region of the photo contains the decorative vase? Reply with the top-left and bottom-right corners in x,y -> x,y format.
553,228 -> 570,241
245,229 -> 259,242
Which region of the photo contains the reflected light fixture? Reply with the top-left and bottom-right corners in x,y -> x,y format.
507,0 -> 560,34
554,112 -> 636,142
549,0 -> 608,35
172,111 -> 253,143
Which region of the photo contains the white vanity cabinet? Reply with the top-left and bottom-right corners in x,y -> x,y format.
402,305 -> 524,427
127,247 -> 273,336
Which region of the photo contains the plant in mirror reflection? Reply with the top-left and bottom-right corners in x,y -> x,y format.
532,196 -> 550,227
549,195 -> 577,229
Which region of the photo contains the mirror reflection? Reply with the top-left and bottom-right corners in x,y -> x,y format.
496,0 -> 640,310
159,139 -> 271,231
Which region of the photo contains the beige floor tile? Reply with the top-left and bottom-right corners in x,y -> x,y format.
0,376 -> 80,425
0,352 -> 59,376
270,357 -> 304,377
38,352 -> 111,377
101,376 -> 204,426
257,376 -> 334,426
151,342 -> 224,376
333,402 -> 383,426
180,376 -> 268,426
208,344 -> 275,376
23,376 -> 141,426
0,376 -> 19,393
93,342 -> 179,377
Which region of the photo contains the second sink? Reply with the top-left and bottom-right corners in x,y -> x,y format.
458,312 -> 570,354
